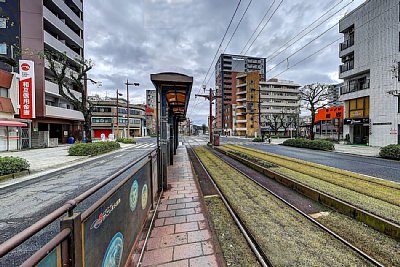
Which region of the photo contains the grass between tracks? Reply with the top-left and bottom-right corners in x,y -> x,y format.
204,197 -> 260,267
223,145 -> 400,225
315,211 -> 400,267
194,146 -> 371,267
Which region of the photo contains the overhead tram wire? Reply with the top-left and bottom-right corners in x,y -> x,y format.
242,0 -> 285,55
265,0 -> 350,63
239,0 -> 276,55
271,1 -> 400,78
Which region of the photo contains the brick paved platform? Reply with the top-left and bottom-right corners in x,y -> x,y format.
140,146 -> 220,267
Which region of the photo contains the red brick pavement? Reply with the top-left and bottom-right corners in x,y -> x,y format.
139,147 -> 220,267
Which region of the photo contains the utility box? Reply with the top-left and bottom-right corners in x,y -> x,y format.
213,134 -> 220,146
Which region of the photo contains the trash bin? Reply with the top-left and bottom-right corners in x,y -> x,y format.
213,134 -> 220,146
67,136 -> 75,144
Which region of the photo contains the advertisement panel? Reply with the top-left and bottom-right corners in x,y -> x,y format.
82,162 -> 151,267
19,60 -> 35,118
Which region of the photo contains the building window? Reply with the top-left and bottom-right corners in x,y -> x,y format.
0,18 -> 6,28
0,87 -> 8,98
398,96 -> 400,113
0,43 -> 6,55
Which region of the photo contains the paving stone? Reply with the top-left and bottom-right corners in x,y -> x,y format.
160,232 -> 188,247
158,210 -> 176,218
150,225 -> 175,238
141,247 -> 173,266
176,208 -> 196,216
198,220 -> 208,230
158,259 -> 189,267
168,203 -> 186,210
173,242 -> 203,261
187,230 -> 211,243
176,197 -> 196,203
169,194 -> 185,199
161,199 -> 177,205
164,215 -> 186,225
201,241 -> 214,255
184,193 -> 199,198
189,255 -> 218,267
154,218 -> 165,227
186,214 -> 205,222
185,202 -> 201,208
175,222 -> 199,233
145,237 -> 161,250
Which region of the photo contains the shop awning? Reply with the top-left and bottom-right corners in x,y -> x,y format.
0,120 -> 28,127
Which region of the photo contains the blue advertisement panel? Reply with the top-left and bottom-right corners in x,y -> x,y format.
82,162 -> 151,267
36,246 -> 60,267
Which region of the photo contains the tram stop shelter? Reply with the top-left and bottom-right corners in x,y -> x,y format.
150,72 -> 193,190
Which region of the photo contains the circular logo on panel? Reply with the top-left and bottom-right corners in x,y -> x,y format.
129,180 -> 139,211
141,184 -> 148,210
21,63 -> 30,71
102,232 -> 124,267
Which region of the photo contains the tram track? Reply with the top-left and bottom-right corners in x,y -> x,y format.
190,145 -> 387,266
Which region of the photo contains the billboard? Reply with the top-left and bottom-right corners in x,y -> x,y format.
82,162 -> 152,267
19,60 -> 35,118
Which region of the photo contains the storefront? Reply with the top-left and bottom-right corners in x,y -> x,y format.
344,96 -> 369,144
0,120 -> 28,151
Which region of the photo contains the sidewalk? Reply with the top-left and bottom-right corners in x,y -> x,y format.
140,146 -> 220,267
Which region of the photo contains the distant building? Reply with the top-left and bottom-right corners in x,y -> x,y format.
146,90 -> 156,109
328,83 -> 343,107
89,96 -> 145,139
215,54 -> 266,135
339,0 -> 399,146
145,105 -> 156,135
234,73 -> 300,137
314,106 -> 344,140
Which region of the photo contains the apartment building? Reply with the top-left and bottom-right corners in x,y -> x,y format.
328,83 -> 344,107
146,90 -> 156,109
259,78 -> 301,136
0,0 -> 85,144
90,96 -> 145,139
234,73 -> 300,137
215,54 -> 266,135
339,0 -> 400,146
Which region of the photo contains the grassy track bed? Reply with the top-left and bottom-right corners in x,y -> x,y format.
315,211 -> 400,267
205,197 -> 260,267
223,145 -> 400,225
194,147 -> 371,267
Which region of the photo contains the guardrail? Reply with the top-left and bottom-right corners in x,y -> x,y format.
0,148 -> 159,267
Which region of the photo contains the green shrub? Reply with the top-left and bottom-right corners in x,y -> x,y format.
116,138 -> 136,144
282,138 -> 335,151
68,141 -> 120,156
0,156 -> 30,176
379,144 -> 400,160
252,137 -> 263,142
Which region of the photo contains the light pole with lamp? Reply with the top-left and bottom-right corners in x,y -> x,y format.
116,90 -> 123,138
125,79 -> 140,138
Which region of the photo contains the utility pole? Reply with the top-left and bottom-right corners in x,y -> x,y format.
125,79 -> 139,138
116,89 -> 123,138
196,85 -> 221,144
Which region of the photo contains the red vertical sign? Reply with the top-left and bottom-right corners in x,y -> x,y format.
19,60 -> 35,118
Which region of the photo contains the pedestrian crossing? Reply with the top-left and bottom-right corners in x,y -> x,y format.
131,143 -> 157,149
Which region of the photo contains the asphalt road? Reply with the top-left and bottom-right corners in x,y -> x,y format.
240,143 -> 400,183
0,145 -> 155,266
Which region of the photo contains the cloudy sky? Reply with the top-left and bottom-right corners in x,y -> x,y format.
84,0 -> 365,125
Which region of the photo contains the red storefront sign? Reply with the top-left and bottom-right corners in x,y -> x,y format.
19,60 -> 35,119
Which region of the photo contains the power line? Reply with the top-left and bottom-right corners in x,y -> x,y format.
201,0 -> 243,87
265,0 -> 349,63
223,0 -> 254,53
240,0 -> 276,54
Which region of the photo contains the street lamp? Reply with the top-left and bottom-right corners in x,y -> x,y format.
116,89 -> 123,138
125,79 -> 140,138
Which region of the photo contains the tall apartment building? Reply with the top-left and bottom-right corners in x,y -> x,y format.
146,90 -> 156,109
339,0 -> 399,146
234,73 -> 300,137
215,54 -> 266,135
0,0 -> 84,144
328,82 -> 344,107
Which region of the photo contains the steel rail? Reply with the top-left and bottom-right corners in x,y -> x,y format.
0,148 -> 156,258
189,145 -> 272,267
210,147 -> 384,267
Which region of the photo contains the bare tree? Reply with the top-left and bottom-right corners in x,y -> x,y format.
266,114 -> 281,136
41,49 -> 99,142
299,83 -> 331,140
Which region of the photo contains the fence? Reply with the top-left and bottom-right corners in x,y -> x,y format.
0,148 -> 159,267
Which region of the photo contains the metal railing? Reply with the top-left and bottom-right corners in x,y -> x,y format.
339,61 -> 354,73
340,37 -> 354,51
0,149 -> 159,267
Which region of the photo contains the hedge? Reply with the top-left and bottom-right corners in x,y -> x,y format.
0,156 -> 30,176
379,144 -> 400,160
252,137 -> 263,142
117,138 -> 136,144
282,138 -> 335,151
68,141 -> 120,156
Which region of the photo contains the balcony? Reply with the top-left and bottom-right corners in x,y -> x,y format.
237,83 -> 247,88
236,119 -> 247,123
43,6 -> 83,48
340,60 -> 354,73
236,98 -> 246,102
236,127 -> 247,131
45,80 -> 82,99
236,90 -> 247,95
46,105 -> 84,120
340,37 -> 354,51
52,0 -> 83,29
44,31 -> 81,61
341,80 -> 370,95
